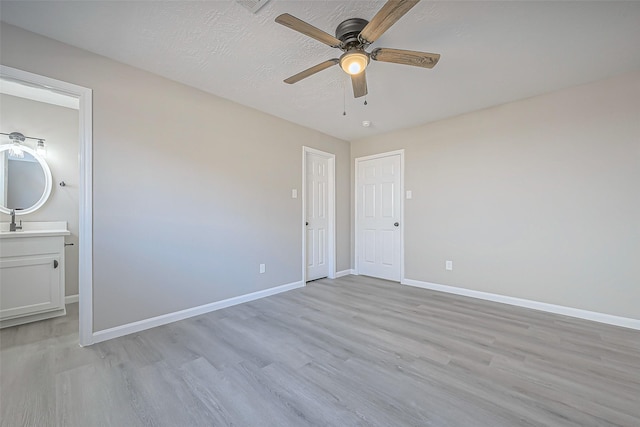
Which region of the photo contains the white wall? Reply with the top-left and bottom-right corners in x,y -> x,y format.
0,94 -> 80,296
0,23 -> 351,332
352,71 -> 640,320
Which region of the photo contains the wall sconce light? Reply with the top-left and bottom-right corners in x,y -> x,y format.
1,131 -> 47,158
36,139 -> 47,157
8,132 -> 25,158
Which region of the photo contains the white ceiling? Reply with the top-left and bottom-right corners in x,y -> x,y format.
1,1 -> 639,141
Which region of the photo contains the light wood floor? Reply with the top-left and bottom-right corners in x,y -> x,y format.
1,275 -> 639,426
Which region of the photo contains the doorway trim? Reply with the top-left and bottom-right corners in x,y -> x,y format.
302,146 -> 336,282
354,149 -> 405,282
1,65 -> 94,346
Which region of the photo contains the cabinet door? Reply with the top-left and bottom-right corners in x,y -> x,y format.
0,256 -> 62,320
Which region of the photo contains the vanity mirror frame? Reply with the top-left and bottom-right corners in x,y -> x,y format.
0,143 -> 53,215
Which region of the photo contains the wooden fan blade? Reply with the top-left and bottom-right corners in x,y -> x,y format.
351,71 -> 368,98
371,48 -> 440,69
359,0 -> 420,44
276,13 -> 343,48
284,59 -> 340,84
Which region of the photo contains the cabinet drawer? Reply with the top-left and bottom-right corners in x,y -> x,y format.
0,255 -> 62,320
0,236 -> 64,258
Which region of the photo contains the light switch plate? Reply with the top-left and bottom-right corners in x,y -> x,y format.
406,190 -> 412,199
291,189 -> 297,199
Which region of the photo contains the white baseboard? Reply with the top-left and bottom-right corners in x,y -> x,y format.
65,294 -> 79,304
1,307 -> 66,329
335,269 -> 356,278
402,278 -> 640,331
92,280 -> 305,344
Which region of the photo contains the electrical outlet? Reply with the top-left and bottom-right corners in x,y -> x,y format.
445,260 -> 453,271
260,263 -> 266,274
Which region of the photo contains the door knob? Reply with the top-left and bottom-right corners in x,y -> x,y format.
53,260 -> 59,269
394,222 -> 399,227
306,222 -> 309,226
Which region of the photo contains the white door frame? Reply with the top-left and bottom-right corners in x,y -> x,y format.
302,146 -> 336,282
354,149 -> 405,282
1,65 -> 94,346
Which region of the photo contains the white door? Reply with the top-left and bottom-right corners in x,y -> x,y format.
356,152 -> 402,281
306,152 -> 329,281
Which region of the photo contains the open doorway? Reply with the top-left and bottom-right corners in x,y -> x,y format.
0,65 -> 93,346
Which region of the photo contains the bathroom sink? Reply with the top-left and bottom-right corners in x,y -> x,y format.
0,221 -> 69,238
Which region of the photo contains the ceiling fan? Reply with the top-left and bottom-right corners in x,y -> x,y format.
275,0 -> 440,98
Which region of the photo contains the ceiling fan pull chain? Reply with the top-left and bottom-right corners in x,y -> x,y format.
343,80 -> 347,116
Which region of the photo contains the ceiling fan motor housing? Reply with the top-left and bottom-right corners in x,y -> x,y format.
335,18 -> 369,49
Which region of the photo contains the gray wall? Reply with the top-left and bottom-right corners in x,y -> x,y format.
0,94 -> 80,296
3,22 -> 636,332
1,23 -> 351,331
352,71 -> 640,320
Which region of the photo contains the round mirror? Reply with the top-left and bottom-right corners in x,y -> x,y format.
0,144 -> 52,215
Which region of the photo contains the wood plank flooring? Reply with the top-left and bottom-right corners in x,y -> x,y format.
1,275 -> 639,426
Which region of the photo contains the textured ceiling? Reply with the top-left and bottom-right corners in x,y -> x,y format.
1,1 -> 640,141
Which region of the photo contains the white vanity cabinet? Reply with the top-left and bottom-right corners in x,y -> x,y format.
0,222 -> 70,328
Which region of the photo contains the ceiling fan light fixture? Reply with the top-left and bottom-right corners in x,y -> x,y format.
340,50 -> 369,75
